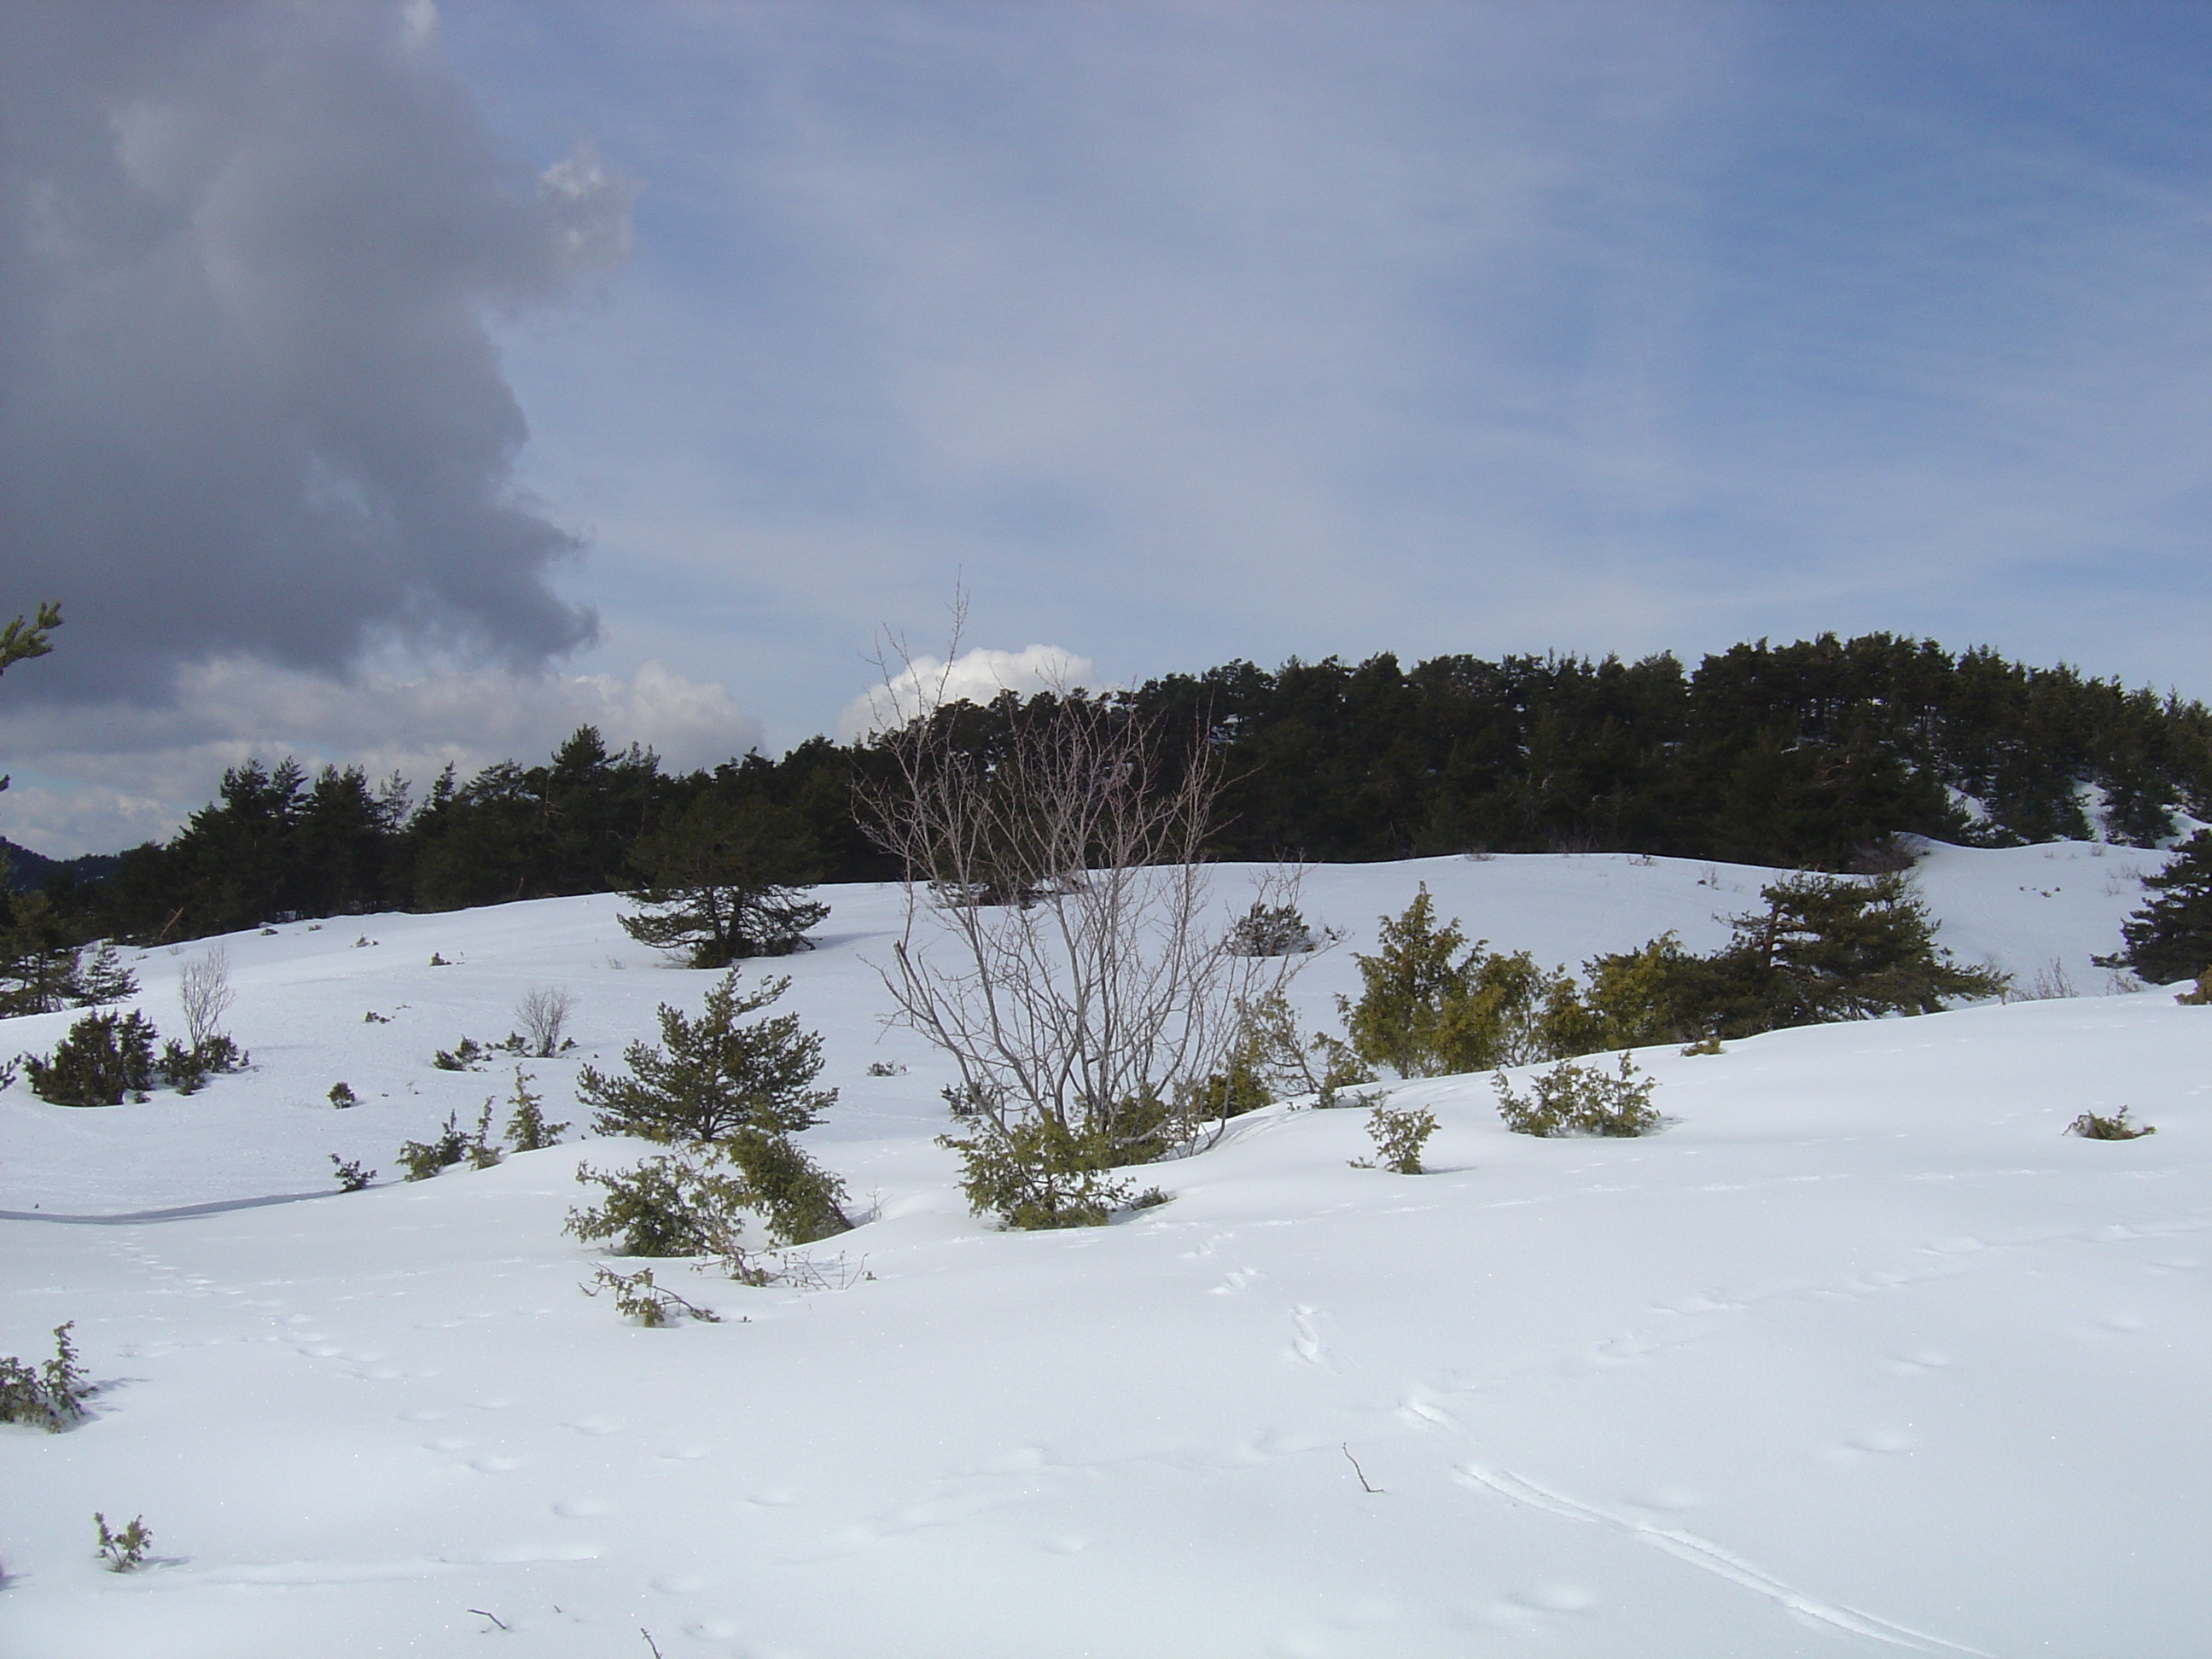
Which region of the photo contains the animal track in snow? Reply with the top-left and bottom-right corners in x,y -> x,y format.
1458,1462 -> 1988,1655
1395,1389 -> 1460,1432
1288,1305 -> 1325,1365
1883,1350 -> 1953,1377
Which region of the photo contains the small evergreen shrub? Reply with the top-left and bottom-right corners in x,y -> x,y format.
95,1513 -> 152,1572
579,969 -> 835,1144
571,970 -> 851,1244
1494,1055 -> 1660,1138
0,1322 -> 89,1430
567,1150 -> 754,1257
159,1039 -> 208,1094
719,1126 -> 852,1244
1679,1032 -> 1725,1057
1189,1043 -> 1270,1121
396,1115 -> 469,1180
363,1010 -> 392,1023
464,1103 -> 503,1168
328,1081 -> 360,1109
432,1035 -> 517,1071
1350,1103 -> 1439,1173
940,1081 -> 989,1117
26,1010 -> 159,1106
2067,1107 -> 2155,1140
71,944 -> 138,1007
1236,990 -> 1377,1109
395,1104 -> 499,1180
329,1155 -> 375,1192
581,1265 -> 725,1325
865,1060 -> 907,1077
501,1068 -> 569,1152
1342,887 -> 1567,1077
937,1115 -> 1132,1230
617,792 -> 830,966
146,1028 -> 248,1099
1226,901 -> 1318,957
155,1033 -> 245,1097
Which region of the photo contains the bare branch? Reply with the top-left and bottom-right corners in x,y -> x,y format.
857,643 -> 1303,1173
178,946 -> 235,1051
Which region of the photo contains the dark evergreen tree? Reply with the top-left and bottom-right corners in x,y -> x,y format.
1644,872 -> 2012,1040
31,632 -> 2212,952
618,794 -> 827,966
26,1009 -> 160,1105
2103,830 -> 2212,986
0,890 -> 90,1015
1727,871 -> 2009,1026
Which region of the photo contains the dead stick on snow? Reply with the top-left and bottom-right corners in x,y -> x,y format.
1342,1442 -> 1382,1493
642,1633 -> 666,1659
468,1608 -> 508,1631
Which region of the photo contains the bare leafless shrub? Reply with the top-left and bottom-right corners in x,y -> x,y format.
857,637 -> 1302,1223
515,985 -> 577,1057
178,946 -> 235,1051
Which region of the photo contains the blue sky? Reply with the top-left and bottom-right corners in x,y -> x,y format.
3,1 -> 2210,852
459,1 -> 2212,728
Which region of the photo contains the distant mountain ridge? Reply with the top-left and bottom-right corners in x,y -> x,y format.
1,836 -> 119,892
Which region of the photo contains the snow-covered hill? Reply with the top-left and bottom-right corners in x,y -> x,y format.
3,842 -> 2205,1657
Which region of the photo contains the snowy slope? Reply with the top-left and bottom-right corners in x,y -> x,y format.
2,843 -> 2205,1657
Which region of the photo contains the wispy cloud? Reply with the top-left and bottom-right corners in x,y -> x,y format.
0,658 -> 760,857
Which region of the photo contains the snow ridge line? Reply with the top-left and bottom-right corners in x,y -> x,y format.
1457,1462 -> 1995,1656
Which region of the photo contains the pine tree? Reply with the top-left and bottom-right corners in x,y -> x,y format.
619,794 -> 827,967
578,969 -> 837,1144
0,891 -> 87,1015
573,969 -> 849,1243
2103,830 -> 2212,986
1732,871 -> 2010,1026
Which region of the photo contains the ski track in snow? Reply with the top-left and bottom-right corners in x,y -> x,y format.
1456,1462 -> 1994,1655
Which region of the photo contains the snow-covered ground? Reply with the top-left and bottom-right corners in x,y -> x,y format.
2,841 -> 2204,1656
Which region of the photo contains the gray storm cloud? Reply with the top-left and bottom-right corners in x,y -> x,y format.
0,0 -> 629,702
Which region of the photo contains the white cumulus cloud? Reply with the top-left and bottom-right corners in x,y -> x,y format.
837,645 -> 1100,741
